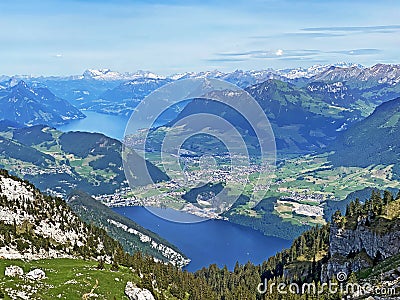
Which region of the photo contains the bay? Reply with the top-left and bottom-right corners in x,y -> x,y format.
113,206 -> 291,272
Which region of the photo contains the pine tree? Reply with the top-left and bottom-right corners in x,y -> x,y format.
383,190 -> 393,216
300,235 -> 307,256
111,259 -> 119,271
354,198 -> 362,216
333,210 -> 341,220
97,258 -> 105,270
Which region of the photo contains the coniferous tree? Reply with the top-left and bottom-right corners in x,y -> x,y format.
110,259 -> 119,271
97,258 -> 105,270
383,190 -> 393,216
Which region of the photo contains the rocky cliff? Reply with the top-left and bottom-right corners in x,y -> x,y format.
0,169 -> 121,261
323,216 -> 400,281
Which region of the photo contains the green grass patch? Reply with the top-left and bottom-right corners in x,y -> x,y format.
0,258 -> 137,299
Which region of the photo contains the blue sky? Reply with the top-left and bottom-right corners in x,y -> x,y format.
1,0 -> 399,76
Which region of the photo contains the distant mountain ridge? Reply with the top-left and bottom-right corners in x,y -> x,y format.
81,63 -> 367,114
3,63 -> 400,92
276,62 -> 363,79
0,80 -> 85,126
82,69 -> 167,81
3,63 -> 399,119
312,63 -> 400,86
161,79 -> 361,153
1,62 -> 368,84
1,63 -> 399,154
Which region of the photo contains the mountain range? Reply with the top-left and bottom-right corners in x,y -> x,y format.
2,63 -> 399,117
0,62 -> 364,85
1,64 -> 399,139
0,81 -> 85,126
148,71 -> 399,153
3,63 -> 399,152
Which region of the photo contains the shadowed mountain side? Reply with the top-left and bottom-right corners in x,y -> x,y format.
328,97 -> 400,179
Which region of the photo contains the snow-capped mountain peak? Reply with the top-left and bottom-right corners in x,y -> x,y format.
82,69 -> 166,81
82,68 -> 126,80
130,70 -> 166,80
277,62 -> 364,80
312,63 -> 400,85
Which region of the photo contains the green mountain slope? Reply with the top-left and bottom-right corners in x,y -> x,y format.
0,170 -> 216,299
164,79 -> 354,153
0,169 -> 121,261
0,125 -> 169,196
329,97 -> 400,179
247,79 -> 356,152
67,190 -> 189,267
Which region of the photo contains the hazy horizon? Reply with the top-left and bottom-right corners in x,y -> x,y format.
1,0 -> 399,76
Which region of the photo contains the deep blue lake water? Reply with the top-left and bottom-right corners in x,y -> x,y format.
57,110 -> 167,140
57,111 -> 129,140
113,206 -> 291,272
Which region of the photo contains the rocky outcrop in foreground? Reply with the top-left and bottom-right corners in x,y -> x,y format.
125,282 -> 155,300
26,269 -> 46,281
324,218 -> 400,281
4,265 -> 46,281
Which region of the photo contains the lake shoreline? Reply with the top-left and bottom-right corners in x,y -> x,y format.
113,206 -> 291,272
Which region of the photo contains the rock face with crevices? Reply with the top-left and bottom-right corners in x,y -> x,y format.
323,219 -> 400,281
330,220 -> 400,259
125,282 -> 155,300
